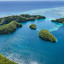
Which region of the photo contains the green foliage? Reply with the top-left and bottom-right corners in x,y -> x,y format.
51,18 -> 64,24
0,17 -> 13,25
39,29 -> 56,42
0,54 -> 18,64
36,15 -> 46,19
20,14 -> 31,18
29,24 -> 37,30
0,21 -> 22,35
0,14 -> 46,34
0,14 -> 46,25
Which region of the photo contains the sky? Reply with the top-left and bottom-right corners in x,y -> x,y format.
0,0 -> 63,1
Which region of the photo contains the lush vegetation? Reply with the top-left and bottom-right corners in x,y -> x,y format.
39,29 -> 56,42
29,24 -> 37,30
0,54 -> 18,64
0,21 -> 22,35
0,14 -> 46,25
0,14 -> 46,35
51,18 -> 64,24
35,15 -> 46,19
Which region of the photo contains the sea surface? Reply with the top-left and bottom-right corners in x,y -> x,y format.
0,1 -> 64,64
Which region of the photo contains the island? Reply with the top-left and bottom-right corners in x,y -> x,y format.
29,24 -> 37,30
39,29 -> 56,42
51,18 -> 64,24
0,54 -> 18,64
0,21 -> 22,35
0,14 -> 46,25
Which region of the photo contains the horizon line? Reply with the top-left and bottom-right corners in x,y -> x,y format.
0,0 -> 63,2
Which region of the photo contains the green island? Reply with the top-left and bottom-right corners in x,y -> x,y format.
0,14 -> 46,25
51,18 -> 64,24
39,29 -> 56,42
29,24 -> 37,30
0,21 -> 22,35
0,54 -> 18,64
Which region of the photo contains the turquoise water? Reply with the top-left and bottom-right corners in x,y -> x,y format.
0,1 -> 64,64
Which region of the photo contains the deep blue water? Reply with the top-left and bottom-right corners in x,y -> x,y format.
0,1 -> 64,64
0,1 -> 64,17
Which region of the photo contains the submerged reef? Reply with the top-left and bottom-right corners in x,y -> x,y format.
29,24 -> 37,30
39,29 -> 56,42
51,18 -> 64,24
0,54 -> 18,64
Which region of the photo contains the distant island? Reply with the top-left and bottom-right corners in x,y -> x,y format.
0,54 -> 18,64
29,24 -> 37,30
51,18 -> 64,24
39,29 -> 56,42
0,14 -> 46,35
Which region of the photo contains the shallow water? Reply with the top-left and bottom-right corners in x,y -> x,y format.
0,1 -> 64,64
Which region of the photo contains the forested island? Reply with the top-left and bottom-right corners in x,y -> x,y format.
51,18 -> 64,24
0,54 -> 18,64
39,29 -> 56,42
0,14 -> 46,25
29,24 -> 37,30
0,21 -> 22,35
0,14 -> 46,35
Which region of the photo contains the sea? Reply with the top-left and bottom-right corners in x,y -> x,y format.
0,1 -> 64,64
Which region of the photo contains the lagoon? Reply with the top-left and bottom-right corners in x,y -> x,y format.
0,1 -> 64,64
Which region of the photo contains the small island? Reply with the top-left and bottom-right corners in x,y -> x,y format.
51,18 -> 64,24
0,21 -> 22,35
0,54 -> 18,64
29,24 -> 37,30
39,29 -> 56,42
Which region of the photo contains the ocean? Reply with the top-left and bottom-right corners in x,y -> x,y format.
0,1 -> 64,64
